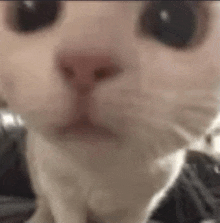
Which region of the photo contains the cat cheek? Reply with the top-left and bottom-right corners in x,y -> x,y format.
0,73 -> 14,98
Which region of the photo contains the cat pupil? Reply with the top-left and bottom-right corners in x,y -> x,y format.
13,1 -> 60,32
140,2 -> 198,48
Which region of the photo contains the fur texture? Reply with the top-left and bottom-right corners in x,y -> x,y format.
0,2 -> 220,223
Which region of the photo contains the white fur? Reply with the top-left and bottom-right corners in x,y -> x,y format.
0,2 -> 220,223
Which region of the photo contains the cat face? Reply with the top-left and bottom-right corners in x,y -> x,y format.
0,1 -> 220,155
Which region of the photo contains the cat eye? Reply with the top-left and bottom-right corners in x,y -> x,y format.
9,1 -> 61,32
140,1 -> 200,48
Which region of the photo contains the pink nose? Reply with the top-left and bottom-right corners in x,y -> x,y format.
58,51 -> 122,96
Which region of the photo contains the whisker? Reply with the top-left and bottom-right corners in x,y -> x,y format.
168,123 -> 194,143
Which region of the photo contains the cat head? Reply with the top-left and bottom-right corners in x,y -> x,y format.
0,1 -> 220,155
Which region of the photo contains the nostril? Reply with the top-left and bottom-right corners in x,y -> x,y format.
94,66 -> 122,81
94,67 -> 109,81
63,66 -> 75,78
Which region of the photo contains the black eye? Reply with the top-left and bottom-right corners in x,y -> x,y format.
140,1 -> 198,48
10,1 -> 61,32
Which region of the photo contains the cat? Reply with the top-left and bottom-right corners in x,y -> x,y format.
0,1 -> 220,223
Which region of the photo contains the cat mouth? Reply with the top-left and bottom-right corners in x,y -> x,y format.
58,115 -> 118,140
